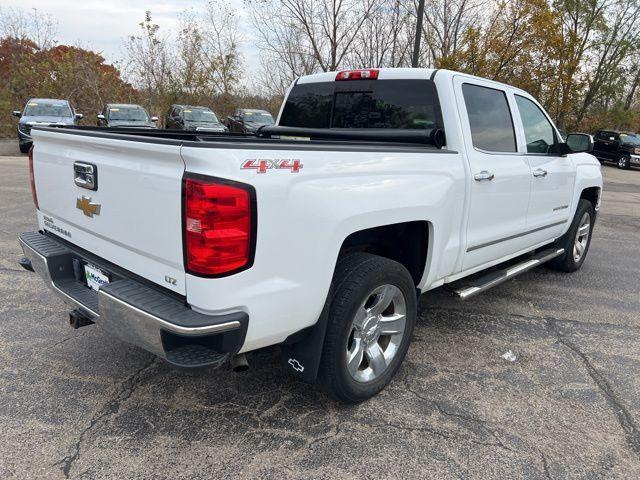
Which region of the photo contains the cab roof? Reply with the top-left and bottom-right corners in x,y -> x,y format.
27,98 -> 69,104
296,67 -> 532,97
107,103 -> 146,109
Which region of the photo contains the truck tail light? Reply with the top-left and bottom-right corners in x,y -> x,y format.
28,146 -> 39,209
183,174 -> 255,276
335,69 -> 379,81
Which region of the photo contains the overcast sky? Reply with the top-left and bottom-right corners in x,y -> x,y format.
0,0 -> 262,74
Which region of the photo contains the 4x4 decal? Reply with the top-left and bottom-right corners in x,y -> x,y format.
241,159 -> 303,173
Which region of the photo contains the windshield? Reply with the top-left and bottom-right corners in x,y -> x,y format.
279,79 -> 443,129
184,109 -> 219,123
24,102 -> 72,118
620,133 -> 640,145
242,111 -> 274,124
109,107 -> 149,122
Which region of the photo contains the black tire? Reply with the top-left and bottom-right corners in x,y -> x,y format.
549,199 -> 595,272
319,252 -> 417,403
19,143 -> 30,154
617,154 -> 630,170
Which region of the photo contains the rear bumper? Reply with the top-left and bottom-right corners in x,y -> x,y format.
19,231 -> 248,367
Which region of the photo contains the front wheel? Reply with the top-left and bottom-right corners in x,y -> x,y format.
319,253 -> 417,403
19,143 -> 30,154
618,154 -> 630,169
549,199 -> 595,272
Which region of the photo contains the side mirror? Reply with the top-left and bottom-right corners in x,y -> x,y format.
565,133 -> 594,153
12,110 -> 21,118
75,113 -> 83,120
97,114 -> 105,120
151,116 -> 158,122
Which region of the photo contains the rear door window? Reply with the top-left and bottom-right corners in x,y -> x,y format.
462,83 -> 516,153
279,79 -> 443,130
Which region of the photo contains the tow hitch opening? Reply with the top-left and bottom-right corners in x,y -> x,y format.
69,309 -> 95,329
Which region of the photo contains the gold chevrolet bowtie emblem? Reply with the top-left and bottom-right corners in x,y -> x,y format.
76,196 -> 101,217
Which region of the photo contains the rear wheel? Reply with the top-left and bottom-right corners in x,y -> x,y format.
618,154 -> 630,169
549,199 -> 595,272
319,253 -> 417,403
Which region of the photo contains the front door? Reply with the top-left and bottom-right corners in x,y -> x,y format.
512,94 -> 575,242
453,77 -> 533,271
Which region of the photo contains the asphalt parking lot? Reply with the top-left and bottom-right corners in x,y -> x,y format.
1,155 -> 639,479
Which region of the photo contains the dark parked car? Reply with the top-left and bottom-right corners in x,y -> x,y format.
97,104 -> 157,128
226,109 -> 275,134
12,98 -> 82,153
592,130 -> 640,169
165,105 -> 227,132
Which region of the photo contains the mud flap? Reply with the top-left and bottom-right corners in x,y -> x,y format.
280,285 -> 333,383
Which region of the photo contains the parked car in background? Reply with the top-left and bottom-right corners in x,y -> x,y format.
166,105 -> 227,132
226,109 -> 274,133
12,99 -> 82,153
592,130 -> 640,169
97,104 -> 157,128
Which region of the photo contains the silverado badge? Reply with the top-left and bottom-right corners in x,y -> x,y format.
76,196 -> 101,217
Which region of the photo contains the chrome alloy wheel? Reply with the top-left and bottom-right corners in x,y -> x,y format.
619,156 -> 626,168
346,284 -> 407,383
573,212 -> 591,262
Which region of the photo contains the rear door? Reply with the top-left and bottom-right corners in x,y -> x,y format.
512,94 -> 575,241
31,128 -> 187,294
453,76 -> 533,271
592,131 -> 609,160
597,131 -> 618,160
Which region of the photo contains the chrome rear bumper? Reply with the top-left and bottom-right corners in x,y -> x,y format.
19,231 -> 247,367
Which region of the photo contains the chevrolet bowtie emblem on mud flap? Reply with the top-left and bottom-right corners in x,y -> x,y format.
288,358 -> 305,372
76,196 -> 101,217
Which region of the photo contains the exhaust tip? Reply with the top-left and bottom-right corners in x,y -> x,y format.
230,354 -> 249,372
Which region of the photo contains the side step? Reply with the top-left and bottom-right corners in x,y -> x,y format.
455,247 -> 565,300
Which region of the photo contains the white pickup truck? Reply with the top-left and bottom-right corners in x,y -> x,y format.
20,68 -> 602,402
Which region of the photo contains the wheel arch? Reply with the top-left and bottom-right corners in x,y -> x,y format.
281,220 -> 431,384
580,186 -> 601,211
338,220 -> 430,287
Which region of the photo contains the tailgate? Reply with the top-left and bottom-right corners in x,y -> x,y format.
31,128 -> 187,295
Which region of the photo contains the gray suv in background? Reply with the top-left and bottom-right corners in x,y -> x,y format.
166,105 -> 227,132
97,104 -> 158,128
12,98 -> 82,153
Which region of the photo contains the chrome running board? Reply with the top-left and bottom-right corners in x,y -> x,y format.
455,247 -> 565,300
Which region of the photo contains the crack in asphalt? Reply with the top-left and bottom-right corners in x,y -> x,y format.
546,318 -> 640,458
423,306 -> 640,333
52,358 -> 157,478
307,423 -> 341,451
0,266 -> 23,273
49,331 -> 89,349
364,418 -> 512,452
539,450 -> 552,480
403,382 -> 515,453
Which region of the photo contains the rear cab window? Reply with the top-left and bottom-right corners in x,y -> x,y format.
279,79 -> 444,131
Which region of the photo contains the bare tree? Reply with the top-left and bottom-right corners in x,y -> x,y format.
575,0 -> 640,123
200,0 -> 243,95
249,0 -> 378,87
347,0 -> 414,68
0,6 -> 57,49
418,0 -> 481,67
123,11 -> 174,110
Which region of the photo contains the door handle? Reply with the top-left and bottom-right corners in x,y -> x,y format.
474,170 -> 495,181
533,168 -> 548,177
